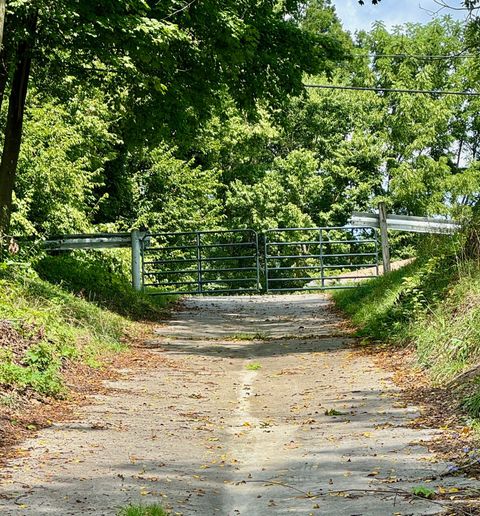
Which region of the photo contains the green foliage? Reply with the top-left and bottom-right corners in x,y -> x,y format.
0,361 -> 63,397
132,146 -> 223,232
226,150 -> 320,230
34,254 -> 173,321
5,7 -> 480,267
462,386 -> 480,419
117,504 -> 167,516
12,89 -> 117,235
333,254 -> 453,342
411,486 -> 436,499
1,0 -> 345,236
414,262 -> 480,381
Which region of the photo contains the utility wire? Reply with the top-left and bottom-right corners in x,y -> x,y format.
351,53 -> 477,59
303,83 -> 480,96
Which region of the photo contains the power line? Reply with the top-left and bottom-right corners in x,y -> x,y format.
351,53 -> 477,60
303,83 -> 480,96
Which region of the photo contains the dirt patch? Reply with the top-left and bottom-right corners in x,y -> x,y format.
360,343 -> 480,479
0,324 -> 172,467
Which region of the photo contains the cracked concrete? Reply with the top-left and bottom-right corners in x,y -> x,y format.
0,294 -> 477,515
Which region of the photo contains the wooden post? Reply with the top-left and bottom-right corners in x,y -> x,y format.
378,202 -> 391,274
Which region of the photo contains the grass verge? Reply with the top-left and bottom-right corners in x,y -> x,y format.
0,257 -> 174,398
0,264 -> 126,397
35,254 -> 175,320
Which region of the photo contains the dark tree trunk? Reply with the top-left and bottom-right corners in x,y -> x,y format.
0,0 -> 8,114
0,0 -> 6,50
0,11 -> 37,236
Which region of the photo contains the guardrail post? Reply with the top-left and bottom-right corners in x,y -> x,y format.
131,230 -> 142,291
378,202 -> 391,274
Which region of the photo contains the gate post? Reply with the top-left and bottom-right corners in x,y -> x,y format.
131,230 -> 143,291
378,202 -> 391,274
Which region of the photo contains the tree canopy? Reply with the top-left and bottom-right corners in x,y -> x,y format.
0,0 -> 344,234
1,0 -> 479,243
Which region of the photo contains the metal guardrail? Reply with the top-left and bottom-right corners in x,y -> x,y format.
350,212 -> 460,234
39,231 -> 147,291
43,233 -> 134,250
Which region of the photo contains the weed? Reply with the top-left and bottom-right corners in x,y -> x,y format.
462,389 -> 480,418
411,486 -> 436,499
23,342 -> 58,371
0,361 -> 64,396
324,408 -> 345,416
117,504 -> 167,516
233,332 -> 268,341
0,392 -> 20,408
245,362 -> 262,371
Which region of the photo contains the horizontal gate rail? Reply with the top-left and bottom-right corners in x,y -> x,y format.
265,252 -> 377,260
264,226 -> 379,293
141,229 -> 260,295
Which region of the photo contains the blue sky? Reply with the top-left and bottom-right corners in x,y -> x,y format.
333,0 -> 468,32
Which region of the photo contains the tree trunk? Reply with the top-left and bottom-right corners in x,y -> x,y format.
0,11 -> 37,237
0,0 -> 9,127
0,0 -> 6,51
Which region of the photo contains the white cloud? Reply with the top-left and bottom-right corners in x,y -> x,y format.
333,0 -> 467,33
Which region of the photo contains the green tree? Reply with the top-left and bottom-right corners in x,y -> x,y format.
132,146 -> 223,232
1,0 -> 335,236
12,88 -> 118,235
226,150 -> 321,230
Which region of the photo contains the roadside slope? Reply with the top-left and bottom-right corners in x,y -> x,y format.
0,262 -> 172,458
333,252 -> 480,420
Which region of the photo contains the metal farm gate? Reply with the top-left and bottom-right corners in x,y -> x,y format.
264,226 -> 379,293
141,229 -> 260,295
141,226 -> 379,295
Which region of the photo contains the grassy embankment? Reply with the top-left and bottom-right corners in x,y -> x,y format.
333,234 -> 480,419
0,254 -> 174,399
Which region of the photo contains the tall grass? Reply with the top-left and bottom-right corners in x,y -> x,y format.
333,233 -> 480,384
